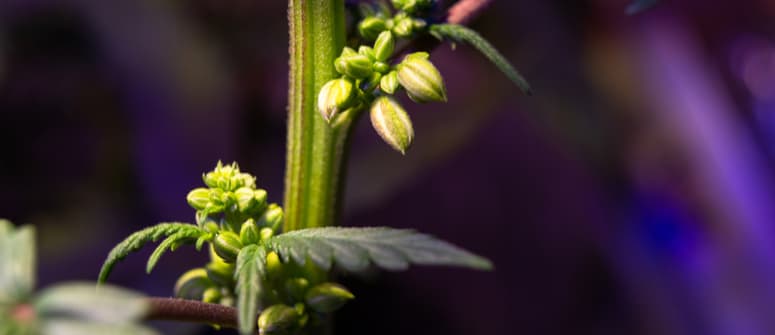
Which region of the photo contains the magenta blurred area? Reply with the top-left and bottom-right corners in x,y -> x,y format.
2,1 -> 775,334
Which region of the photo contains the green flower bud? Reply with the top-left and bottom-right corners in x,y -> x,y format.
266,251 -> 283,279
174,268 -> 213,300
373,31 -> 395,62
412,18 -> 427,30
358,17 -> 387,41
305,283 -> 354,313
317,78 -> 356,122
392,0 -> 433,13
284,278 -> 310,302
213,231 -> 242,263
257,304 -> 300,335
260,227 -> 274,241
380,70 -> 400,94
358,46 -> 376,61
335,53 -> 372,80
202,287 -> 222,304
397,52 -> 447,103
206,261 -> 235,287
235,187 -> 256,212
373,61 -> 391,74
392,17 -> 414,37
369,96 -> 414,154
239,219 -> 260,245
257,204 -> 284,232
186,188 -> 211,210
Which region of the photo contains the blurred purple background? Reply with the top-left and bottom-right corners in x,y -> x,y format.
2,0 -> 775,334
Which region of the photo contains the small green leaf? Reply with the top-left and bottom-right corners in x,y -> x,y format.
146,229 -> 204,274
0,220 -> 36,304
98,223 -> 203,283
39,319 -> 159,335
234,245 -> 267,335
35,282 -> 149,324
430,24 -> 532,95
626,0 -> 658,14
266,227 -> 493,273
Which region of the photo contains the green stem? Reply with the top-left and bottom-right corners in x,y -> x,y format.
284,0 -> 348,232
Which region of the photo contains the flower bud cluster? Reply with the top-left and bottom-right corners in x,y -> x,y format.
317,0 -> 449,154
176,163 -> 356,334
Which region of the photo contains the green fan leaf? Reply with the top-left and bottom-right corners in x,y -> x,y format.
0,220 -> 36,304
266,227 -> 493,273
146,229 -> 206,274
429,24 -> 532,95
627,0 -> 658,14
98,223 -> 204,283
234,244 -> 267,335
34,282 -> 149,324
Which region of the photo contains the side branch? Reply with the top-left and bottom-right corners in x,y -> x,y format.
145,297 -> 238,328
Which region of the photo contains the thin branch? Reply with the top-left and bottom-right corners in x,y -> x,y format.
145,297 -> 238,328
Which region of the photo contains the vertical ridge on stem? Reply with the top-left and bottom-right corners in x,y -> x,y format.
284,0 -> 347,232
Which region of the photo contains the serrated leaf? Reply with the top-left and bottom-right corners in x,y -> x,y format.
626,0 -> 658,14
35,282 -> 149,324
266,227 -> 493,273
39,319 -> 159,335
0,220 -> 36,304
429,24 -> 532,95
146,229 -> 205,274
234,245 -> 266,335
98,223 -> 203,283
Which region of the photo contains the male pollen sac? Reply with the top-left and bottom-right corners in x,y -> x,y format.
212,231 -> 243,263
380,70 -> 400,95
258,304 -> 301,335
373,31 -> 395,62
186,188 -> 211,210
335,53 -> 373,79
369,96 -> 414,154
397,52 -> 447,103
358,16 -> 387,41
317,78 -> 356,121
305,283 -> 355,313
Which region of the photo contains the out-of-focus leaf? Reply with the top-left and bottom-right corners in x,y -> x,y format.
34,282 -> 148,324
626,0 -> 658,14
429,24 -> 532,95
0,220 -> 36,304
266,227 -> 493,272
39,319 -> 159,335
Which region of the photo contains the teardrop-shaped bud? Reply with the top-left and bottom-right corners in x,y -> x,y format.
380,70 -> 400,94
174,268 -> 213,300
359,72 -> 382,93
260,227 -> 274,241
205,261 -> 235,287
265,251 -> 283,279
239,218 -> 260,245
317,78 -> 356,122
335,54 -> 373,79
186,188 -> 210,210
373,61 -> 390,74
257,204 -> 284,232
202,287 -> 222,304
392,17 -> 415,37
373,31 -> 395,62
397,52 -> 447,103
369,96 -> 414,154
305,283 -> 354,313
358,46 -> 376,61
234,187 -> 256,213
257,304 -> 301,335
284,278 -> 310,302
212,231 -> 242,263
358,17 -> 387,41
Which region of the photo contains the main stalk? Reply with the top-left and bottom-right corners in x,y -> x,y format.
284,0 -> 349,232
